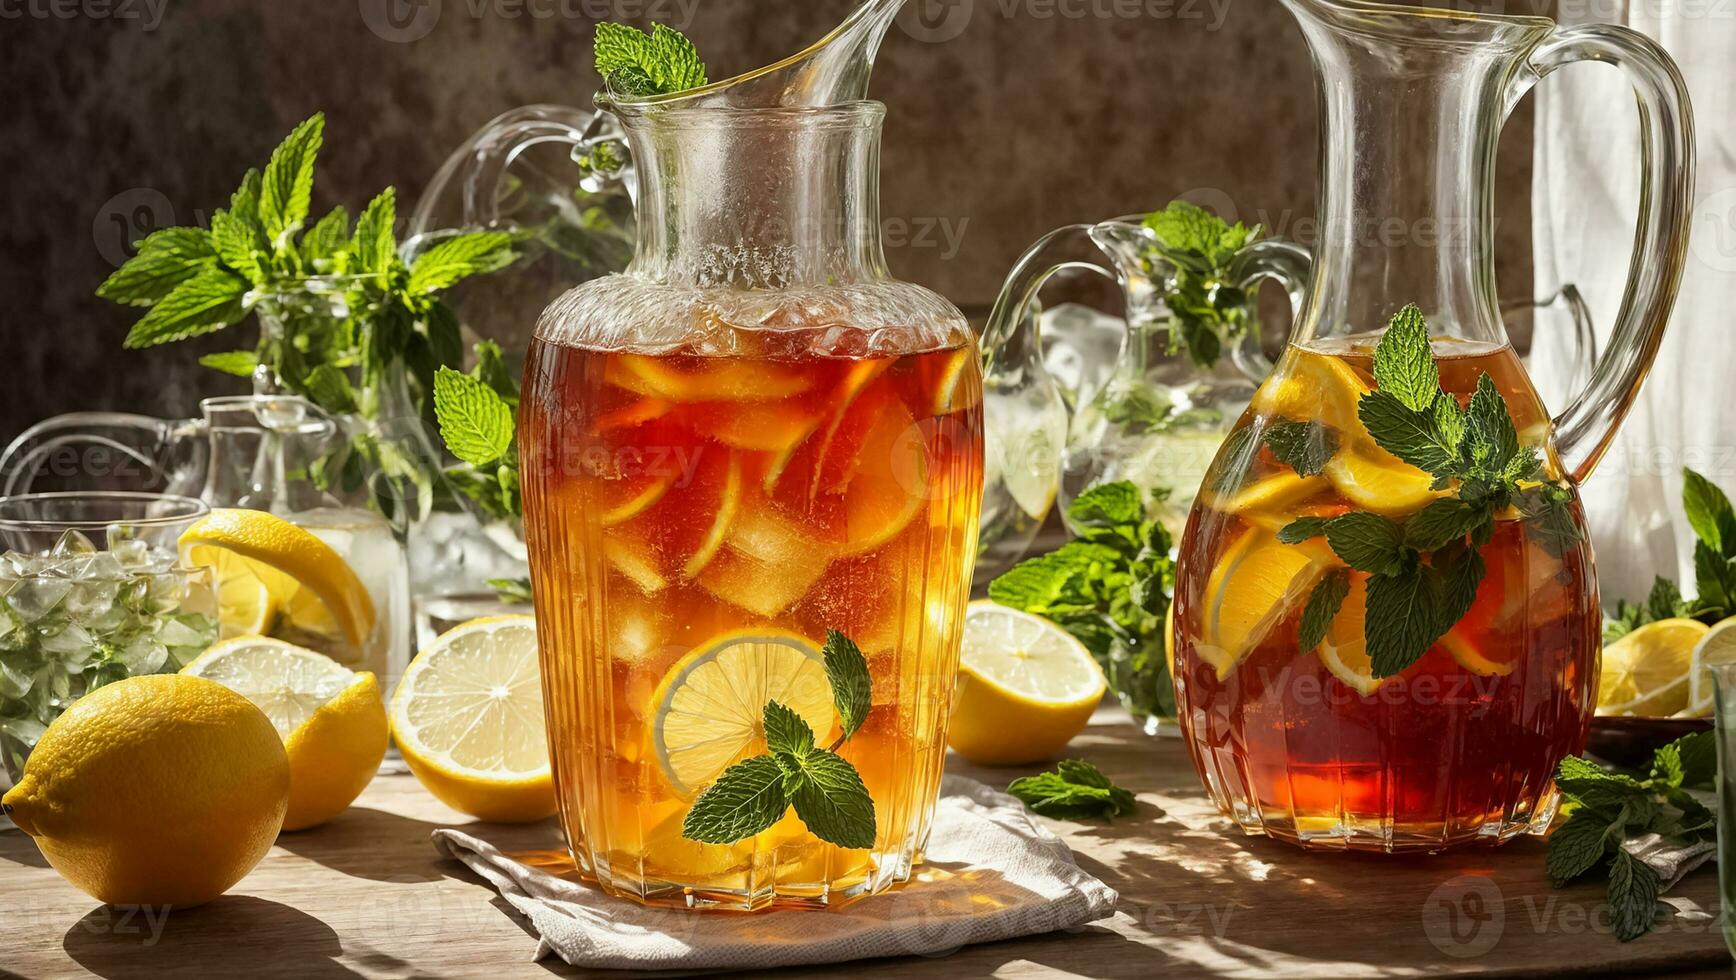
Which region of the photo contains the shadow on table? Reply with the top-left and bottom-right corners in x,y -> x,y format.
274,805 -> 470,884
0,828 -> 48,868
63,895 -> 375,979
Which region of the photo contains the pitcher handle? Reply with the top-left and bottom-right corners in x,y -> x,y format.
981,223 -> 1118,382
1227,238 -> 1313,385
404,104 -> 632,251
1518,26 -> 1696,483
0,412 -> 183,496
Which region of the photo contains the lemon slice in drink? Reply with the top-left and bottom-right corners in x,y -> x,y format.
391,615 -> 556,823
1315,574 -> 1382,696
183,637 -> 388,830
608,354 -> 812,402
180,509 -> 375,648
947,602 -> 1106,766
1199,528 -> 1332,679
1324,444 -> 1439,516
1251,351 -> 1368,434
650,630 -> 834,797
1686,616 -> 1736,717
1597,618 -> 1708,718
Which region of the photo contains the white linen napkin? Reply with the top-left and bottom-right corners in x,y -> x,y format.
431,774 -> 1120,971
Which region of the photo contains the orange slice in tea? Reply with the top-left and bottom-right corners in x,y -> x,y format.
681,451 -> 743,580
1323,443 -> 1439,517
594,397 -> 673,433
762,358 -> 893,493
931,347 -> 982,416
828,397 -> 928,557
600,472 -> 676,527
608,354 -> 813,403
1216,472 -> 1330,530
1199,527 -> 1332,679
1251,350 -> 1368,435
649,630 -> 835,797
1315,574 -> 1382,695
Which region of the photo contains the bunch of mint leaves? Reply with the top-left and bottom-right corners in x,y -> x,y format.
432,344 -> 531,601
1007,760 -> 1137,821
682,631 -> 877,848
1547,732 -> 1715,941
1605,468 -> 1736,642
96,113 -> 520,525
1140,200 -> 1263,371
593,22 -> 708,98
1276,304 -> 1582,678
989,482 -> 1175,723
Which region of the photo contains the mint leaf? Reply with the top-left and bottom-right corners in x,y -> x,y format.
1647,576 -> 1688,623
1464,374 -> 1519,474
122,268 -> 250,348
1008,760 -> 1137,820
1278,516 -> 1332,545
1264,421 -> 1338,477
1654,730 -> 1716,788
821,630 -> 871,741
1210,426 -> 1261,495
407,232 -> 517,295
198,350 -> 259,377
1431,543 -> 1486,636
259,113 -> 324,247
304,364 -> 358,415
96,227 -> 217,306
1358,390 -> 1460,477
762,700 -> 815,758
1516,484 -> 1582,558
1372,304 -> 1439,412
351,188 -> 398,276
784,749 -> 877,849
1682,467 -> 1736,554
1365,563 -> 1441,677
594,22 -> 708,96
1322,512 -> 1408,576
304,205 -> 351,262
1608,849 -> 1660,942
473,340 -> 520,404
434,366 -> 514,466
1144,201 -> 1254,268
1556,757 -> 1647,812
1404,498 -> 1488,552
681,755 -> 790,844
1068,481 -> 1143,529
1546,809 -> 1614,886
210,208 -> 267,285
1694,540 -> 1736,617
1298,568 -> 1351,653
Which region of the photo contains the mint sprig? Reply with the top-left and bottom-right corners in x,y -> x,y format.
1007,760 -> 1137,821
1605,468 -> 1736,641
1281,304 -> 1583,678
988,482 -> 1175,723
433,341 -> 522,525
682,631 -> 878,849
1546,732 -> 1716,941
1141,201 -> 1262,370
594,22 -> 708,97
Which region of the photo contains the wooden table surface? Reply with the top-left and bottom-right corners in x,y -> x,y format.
2,707 -> 1730,979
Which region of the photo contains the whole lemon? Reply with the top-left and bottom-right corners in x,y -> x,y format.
2,674 -> 290,907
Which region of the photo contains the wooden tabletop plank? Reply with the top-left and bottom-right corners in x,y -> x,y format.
2,709 -> 1729,979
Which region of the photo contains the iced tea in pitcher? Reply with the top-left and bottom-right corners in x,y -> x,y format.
1173,310 -> 1600,851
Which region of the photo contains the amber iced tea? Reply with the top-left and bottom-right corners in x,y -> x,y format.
1172,337 -> 1599,851
520,337 -> 983,908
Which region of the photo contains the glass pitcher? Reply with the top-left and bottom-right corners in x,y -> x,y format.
0,396 -> 413,696
518,3 -> 982,911
1172,0 -> 1694,852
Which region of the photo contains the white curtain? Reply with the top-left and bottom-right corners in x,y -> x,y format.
1530,3 -> 1736,605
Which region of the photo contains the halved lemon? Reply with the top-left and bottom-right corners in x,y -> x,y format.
607,354 -> 812,402
1324,444 -> 1440,517
1200,528 -> 1332,679
182,637 -> 388,830
948,602 -> 1106,766
390,615 -> 555,823
215,569 -> 276,636
1597,618 -> 1708,718
650,630 -> 835,797
1686,616 -> 1736,717
180,509 -> 374,648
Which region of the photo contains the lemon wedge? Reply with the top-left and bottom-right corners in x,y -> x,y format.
179,509 -> 375,648
1200,528 -> 1332,679
946,602 -> 1106,766
1323,443 -> 1440,517
650,630 -> 835,797
391,615 -> 556,823
1686,616 -> 1736,717
1315,574 -> 1381,695
1251,350 -> 1368,434
183,636 -> 388,830
1597,618 -> 1709,718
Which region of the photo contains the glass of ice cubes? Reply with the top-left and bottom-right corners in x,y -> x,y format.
0,492 -> 219,801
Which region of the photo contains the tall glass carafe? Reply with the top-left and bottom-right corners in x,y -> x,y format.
518,5 -> 983,910
1172,0 -> 1694,852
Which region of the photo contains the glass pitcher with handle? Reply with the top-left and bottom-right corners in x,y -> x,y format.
1172,0 -> 1694,852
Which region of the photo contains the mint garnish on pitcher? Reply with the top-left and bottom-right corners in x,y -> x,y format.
682,630 -> 878,849
1278,304 -> 1582,678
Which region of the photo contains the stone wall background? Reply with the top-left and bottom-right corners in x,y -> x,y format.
0,0 -> 1549,439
